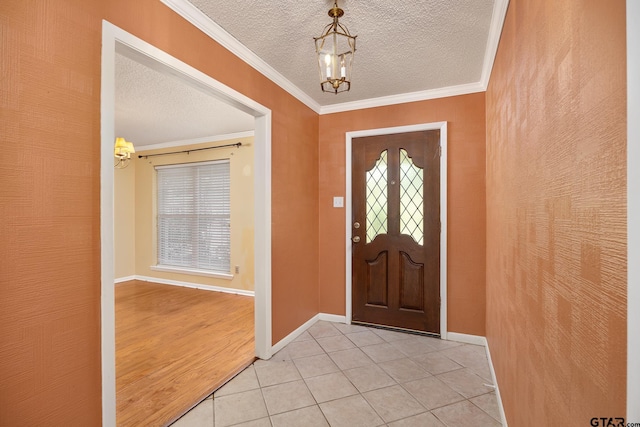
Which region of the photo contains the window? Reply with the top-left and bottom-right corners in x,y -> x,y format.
156,160 -> 230,274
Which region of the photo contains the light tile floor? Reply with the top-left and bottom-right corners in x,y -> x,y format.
171,321 -> 503,427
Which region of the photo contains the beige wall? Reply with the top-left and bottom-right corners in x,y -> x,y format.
134,137 -> 255,291
486,0 -> 627,424
114,159 -> 136,279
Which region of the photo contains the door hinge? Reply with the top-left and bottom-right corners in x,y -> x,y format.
439,145 -> 442,157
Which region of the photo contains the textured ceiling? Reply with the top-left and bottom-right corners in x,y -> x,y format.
116,0 -> 503,146
115,53 -> 255,147
186,0 -> 496,106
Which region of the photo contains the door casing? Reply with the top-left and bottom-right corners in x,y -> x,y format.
101,21 -> 273,427
345,122 -> 448,338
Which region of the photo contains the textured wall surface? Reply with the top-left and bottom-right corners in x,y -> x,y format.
0,0 -> 319,424
318,93 -> 487,336
0,1 -> 104,425
485,0 -> 627,425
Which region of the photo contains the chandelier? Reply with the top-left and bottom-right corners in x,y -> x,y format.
313,1 -> 357,94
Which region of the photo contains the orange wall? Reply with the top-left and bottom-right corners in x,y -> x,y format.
485,1 -> 627,425
0,0 -> 319,424
318,94 -> 487,336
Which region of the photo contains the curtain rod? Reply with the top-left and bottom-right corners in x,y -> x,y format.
138,142 -> 242,159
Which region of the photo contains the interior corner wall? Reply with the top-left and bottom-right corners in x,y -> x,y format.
485,1 -> 627,425
318,93 -> 487,336
114,159 -> 136,279
0,0 -> 319,424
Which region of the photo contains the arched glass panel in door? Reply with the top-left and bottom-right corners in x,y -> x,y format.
399,148 -> 424,245
366,150 -> 388,243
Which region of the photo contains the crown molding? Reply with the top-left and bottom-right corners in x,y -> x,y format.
136,130 -> 255,152
160,0 -> 321,114
480,0 -> 510,89
320,0 -> 509,115
161,0 -> 509,116
319,82 -> 486,115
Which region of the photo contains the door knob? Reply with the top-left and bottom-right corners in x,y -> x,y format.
352,236 -> 361,243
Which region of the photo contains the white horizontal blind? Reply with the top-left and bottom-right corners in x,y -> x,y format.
156,160 -> 230,273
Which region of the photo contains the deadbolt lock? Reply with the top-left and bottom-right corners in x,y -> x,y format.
353,222 -> 360,229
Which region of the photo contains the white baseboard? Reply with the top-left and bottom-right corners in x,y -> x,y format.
485,339 -> 508,426
270,313 -> 347,355
447,332 -> 487,346
114,275 -> 136,284
446,332 -> 507,425
270,314 -> 510,426
133,275 -> 255,297
271,314 -> 320,354
318,313 -> 347,323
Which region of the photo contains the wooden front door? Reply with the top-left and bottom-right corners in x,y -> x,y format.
351,130 -> 440,335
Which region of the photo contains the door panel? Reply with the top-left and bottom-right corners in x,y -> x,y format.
399,251 -> 424,311
352,130 -> 440,335
366,251 -> 388,307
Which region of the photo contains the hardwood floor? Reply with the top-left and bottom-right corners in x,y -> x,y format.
116,280 -> 255,427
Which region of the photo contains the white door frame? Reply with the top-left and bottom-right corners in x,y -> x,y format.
627,0 -> 640,420
344,122 -> 448,338
100,21 -> 272,426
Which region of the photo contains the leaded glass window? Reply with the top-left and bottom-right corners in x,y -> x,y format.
399,149 -> 424,245
366,150 -> 388,243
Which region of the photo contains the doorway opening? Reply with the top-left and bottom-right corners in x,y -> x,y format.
344,123 -> 448,338
101,21 -> 272,426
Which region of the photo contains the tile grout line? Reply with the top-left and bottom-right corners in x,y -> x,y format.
301,333 -> 346,427
317,324 -> 431,425
197,321 -> 502,427
304,323 -> 495,426
278,335 -> 330,426
310,325 -> 389,426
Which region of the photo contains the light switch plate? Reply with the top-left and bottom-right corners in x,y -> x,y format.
333,197 -> 344,208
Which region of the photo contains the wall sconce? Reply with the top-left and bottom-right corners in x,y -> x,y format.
114,137 -> 135,169
314,0 -> 357,94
